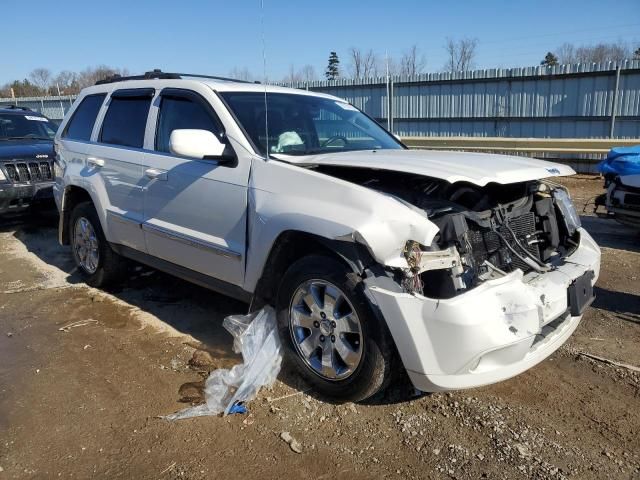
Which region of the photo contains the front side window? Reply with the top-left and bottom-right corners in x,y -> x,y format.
63,94 -> 106,141
100,94 -> 152,148
220,92 -> 402,156
155,94 -> 222,153
0,113 -> 57,140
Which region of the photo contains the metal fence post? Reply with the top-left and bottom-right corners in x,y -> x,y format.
390,79 -> 394,134
610,65 -> 621,138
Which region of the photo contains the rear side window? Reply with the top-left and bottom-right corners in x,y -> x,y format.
155,94 -> 222,153
63,94 -> 106,141
100,92 -> 152,148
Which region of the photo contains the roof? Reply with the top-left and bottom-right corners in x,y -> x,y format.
85,69 -> 342,101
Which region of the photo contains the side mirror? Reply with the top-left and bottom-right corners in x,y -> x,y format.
169,129 -> 234,163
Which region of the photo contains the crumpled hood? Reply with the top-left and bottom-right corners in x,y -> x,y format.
282,149 -> 575,186
0,140 -> 54,161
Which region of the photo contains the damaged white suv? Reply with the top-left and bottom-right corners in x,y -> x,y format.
54,71 -> 601,401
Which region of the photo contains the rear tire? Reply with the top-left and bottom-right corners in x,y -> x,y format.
276,255 -> 395,402
69,202 -> 127,287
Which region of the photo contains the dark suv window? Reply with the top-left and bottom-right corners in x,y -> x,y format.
100,91 -> 152,148
155,93 -> 222,153
63,94 -> 106,141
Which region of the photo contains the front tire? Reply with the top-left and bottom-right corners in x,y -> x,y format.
69,202 -> 127,287
276,255 -> 395,402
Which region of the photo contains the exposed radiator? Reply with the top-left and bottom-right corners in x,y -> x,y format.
467,211 -> 539,272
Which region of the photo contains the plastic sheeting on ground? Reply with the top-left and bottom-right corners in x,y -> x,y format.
598,145 -> 640,176
166,306 -> 282,420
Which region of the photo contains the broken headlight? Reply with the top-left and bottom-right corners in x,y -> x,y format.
553,189 -> 581,235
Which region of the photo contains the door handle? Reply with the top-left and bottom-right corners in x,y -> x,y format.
145,168 -> 168,181
87,157 -> 105,168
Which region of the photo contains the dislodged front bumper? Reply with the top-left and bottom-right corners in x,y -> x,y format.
0,182 -> 54,214
368,228 -> 601,392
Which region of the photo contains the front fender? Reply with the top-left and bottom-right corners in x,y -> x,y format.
243,159 -> 439,292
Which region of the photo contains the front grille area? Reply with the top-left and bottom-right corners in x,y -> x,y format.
467,211 -> 539,272
1,160 -> 53,184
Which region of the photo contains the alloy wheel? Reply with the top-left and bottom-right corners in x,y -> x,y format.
289,279 -> 363,380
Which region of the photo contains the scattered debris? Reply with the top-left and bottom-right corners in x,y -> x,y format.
6,332 -> 12,337
578,352 -> 640,373
280,431 -> 303,454
267,388 -> 311,403
166,307 -> 282,420
159,461 -> 176,475
242,414 -> 255,425
58,319 -> 98,333
188,349 -> 217,369
228,402 -> 248,415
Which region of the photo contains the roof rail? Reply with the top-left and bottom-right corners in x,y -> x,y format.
0,104 -> 33,111
94,69 -> 260,85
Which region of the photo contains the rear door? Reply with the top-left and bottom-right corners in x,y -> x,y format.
141,87 -> 250,286
91,88 -> 154,250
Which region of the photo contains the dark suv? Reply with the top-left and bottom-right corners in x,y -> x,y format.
0,106 -> 57,215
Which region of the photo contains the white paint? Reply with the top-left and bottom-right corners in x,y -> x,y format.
169,129 -> 225,159
279,149 -> 576,187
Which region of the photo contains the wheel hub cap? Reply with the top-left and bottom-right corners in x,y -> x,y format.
73,217 -> 99,274
289,279 -> 363,381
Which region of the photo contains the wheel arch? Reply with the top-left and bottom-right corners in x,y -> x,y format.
250,229 -> 376,309
58,185 -> 96,245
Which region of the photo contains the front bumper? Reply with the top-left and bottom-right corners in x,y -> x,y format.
0,182 -> 54,214
368,229 -> 601,392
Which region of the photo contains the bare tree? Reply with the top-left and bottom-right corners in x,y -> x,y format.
399,45 -> 427,76
299,64 -> 317,82
348,47 -> 378,78
228,67 -> 254,82
54,71 -> 79,94
28,68 -> 52,94
444,38 -> 478,72
576,42 -> 629,63
556,41 -> 632,64
556,43 -> 576,64
283,64 -> 302,84
76,65 -> 129,88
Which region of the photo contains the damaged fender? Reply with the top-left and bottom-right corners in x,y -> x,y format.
242,158 -> 438,293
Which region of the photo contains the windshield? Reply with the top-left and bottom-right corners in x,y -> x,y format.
0,113 -> 57,140
220,92 -> 403,156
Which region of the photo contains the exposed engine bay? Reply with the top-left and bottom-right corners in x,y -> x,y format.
314,166 -> 582,298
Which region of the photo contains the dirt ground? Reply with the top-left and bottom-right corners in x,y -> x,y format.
0,175 -> 639,480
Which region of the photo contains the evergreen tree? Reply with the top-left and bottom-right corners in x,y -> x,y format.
325,51 -> 340,80
541,52 -> 559,66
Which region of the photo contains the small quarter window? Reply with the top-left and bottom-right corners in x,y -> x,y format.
155,93 -> 222,153
63,94 -> 106,141
100,93 -> 152,148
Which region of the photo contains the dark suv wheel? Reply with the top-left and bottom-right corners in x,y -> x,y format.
69,202 -> 127,287
276,255 -> 395,402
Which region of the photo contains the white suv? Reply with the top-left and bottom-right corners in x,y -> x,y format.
54,70 -> 601,401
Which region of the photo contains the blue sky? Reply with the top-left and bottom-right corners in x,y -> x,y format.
3,0 -> 639,84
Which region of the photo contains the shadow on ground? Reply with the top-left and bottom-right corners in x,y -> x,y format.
5,215 -> 426,405
580,215 -> 640,253
593,286 -> 640,322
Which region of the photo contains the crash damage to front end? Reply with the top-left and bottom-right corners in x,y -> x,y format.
314,164 -> 601,392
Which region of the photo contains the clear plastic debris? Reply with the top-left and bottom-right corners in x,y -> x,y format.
166,306 -> 282,420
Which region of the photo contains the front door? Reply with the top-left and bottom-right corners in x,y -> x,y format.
142,88 -> 249,287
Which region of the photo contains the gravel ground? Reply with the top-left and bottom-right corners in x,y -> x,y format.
0,175 -> 639,479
